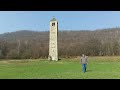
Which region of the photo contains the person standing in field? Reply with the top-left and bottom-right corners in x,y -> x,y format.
80,54 -> 88,73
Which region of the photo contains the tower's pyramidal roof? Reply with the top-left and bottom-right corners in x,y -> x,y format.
50,17 -> 57,21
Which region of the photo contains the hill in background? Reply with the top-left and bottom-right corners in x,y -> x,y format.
0,28 -> 120,59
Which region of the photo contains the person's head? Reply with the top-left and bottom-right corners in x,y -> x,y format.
82,54 -> 85,57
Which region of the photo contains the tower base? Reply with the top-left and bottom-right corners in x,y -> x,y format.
48,55 -> 58,61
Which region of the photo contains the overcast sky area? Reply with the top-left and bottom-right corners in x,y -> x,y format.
0,11 -> 120,34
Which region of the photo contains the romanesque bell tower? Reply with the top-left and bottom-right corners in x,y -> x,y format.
48,17 -> 58,61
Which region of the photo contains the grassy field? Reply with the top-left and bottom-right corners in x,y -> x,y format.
0,56 -> 120,79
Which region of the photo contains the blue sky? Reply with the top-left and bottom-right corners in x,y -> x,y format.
0,11 -> 120,34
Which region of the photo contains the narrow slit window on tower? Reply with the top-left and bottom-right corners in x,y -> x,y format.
52,23 -> 55,26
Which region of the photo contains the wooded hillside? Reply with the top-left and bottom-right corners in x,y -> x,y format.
0,28 -> 120,59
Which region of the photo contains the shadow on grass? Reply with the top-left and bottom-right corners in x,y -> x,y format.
86,70 -> 92,72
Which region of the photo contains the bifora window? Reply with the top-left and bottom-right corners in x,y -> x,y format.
52,23 -> 55,26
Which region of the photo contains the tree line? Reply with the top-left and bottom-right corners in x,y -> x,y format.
0,28 -> 120,59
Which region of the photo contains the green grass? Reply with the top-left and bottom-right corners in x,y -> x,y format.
0,56 -> 120,79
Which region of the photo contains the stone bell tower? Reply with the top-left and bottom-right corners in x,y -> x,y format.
48,17 -> 58,61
